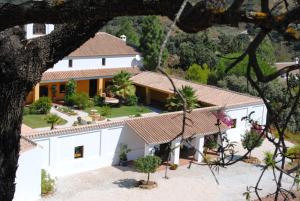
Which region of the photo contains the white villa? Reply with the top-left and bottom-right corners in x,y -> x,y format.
14,24 -> 267,201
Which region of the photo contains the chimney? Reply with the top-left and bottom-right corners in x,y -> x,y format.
120,35 -> 127,42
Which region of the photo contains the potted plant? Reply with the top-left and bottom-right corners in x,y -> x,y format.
119,144 -> 131,166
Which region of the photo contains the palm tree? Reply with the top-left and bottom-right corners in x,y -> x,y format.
166,85 -> 199,111
109,71 -> 136,103
45,114 -> 61,130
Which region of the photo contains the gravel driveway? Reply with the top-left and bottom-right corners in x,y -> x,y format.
40,159 -> 293,201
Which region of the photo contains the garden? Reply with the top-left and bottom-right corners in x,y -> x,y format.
23,97 -> 66,129
64,71 -> 155,119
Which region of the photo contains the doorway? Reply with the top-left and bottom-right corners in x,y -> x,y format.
39,85 -> 48,97
89,79 -> 97,97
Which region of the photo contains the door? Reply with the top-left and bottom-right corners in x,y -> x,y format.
89,79 -> 97,97
39,85 -> 48,97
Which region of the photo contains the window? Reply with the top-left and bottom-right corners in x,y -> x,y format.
68,60 -> 73,68
74,146 -> 84,159
59,84 -> 65,93
231,119 -> 237,128
33,23 -> 46,34
102,58 -> 106,66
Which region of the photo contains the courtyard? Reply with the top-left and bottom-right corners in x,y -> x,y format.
39,141 -> 293,201
39,162 -> 293,201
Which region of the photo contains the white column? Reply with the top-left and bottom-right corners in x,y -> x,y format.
144,144 -> 155,156
171,138 -> 181,165
194,136 -> 205,163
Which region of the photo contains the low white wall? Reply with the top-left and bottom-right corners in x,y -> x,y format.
34,125 -> 145,177
48,56 -> 142,72
14,148 -> 41,201
225,103 -> 267,142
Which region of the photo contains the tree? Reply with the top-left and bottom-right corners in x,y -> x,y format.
108,71 -> 136,103
185,63 -> 213,84
166,85 -> 199,111
1,1 -> 300,200
139,16 -> 167,70
168,33 -> 217,69
241,129 -> 264,157
116,17 -> 140,47
45,114 -> 61,130
134,155 -> 162,184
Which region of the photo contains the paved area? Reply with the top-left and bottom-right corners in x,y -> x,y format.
40,147 -> 294,201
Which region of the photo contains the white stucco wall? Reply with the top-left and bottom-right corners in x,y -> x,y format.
47,55 -> 142,72
33,125 -> 145,177
25,24 -> 54,39
14,147 -> 42,201
225,103 -> 267,142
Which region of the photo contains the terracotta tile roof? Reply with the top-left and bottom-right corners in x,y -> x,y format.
22,107 -> 228,145
131,72 -> 263,107
126,107 -> 228,144
20,136 -> 37,153
23,120 -> 126,139
41,67 -> 140,82
68,32 -> 139,57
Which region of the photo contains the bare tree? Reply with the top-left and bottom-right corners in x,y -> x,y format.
0,0 -> 300,201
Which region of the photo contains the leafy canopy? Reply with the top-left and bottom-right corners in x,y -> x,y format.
109,71 -> 136,101
166,85 -> 199,111
185,63 -> 213,84
139,16 -> 167,70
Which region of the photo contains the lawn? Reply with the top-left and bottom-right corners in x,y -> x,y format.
23,114 -> 67,128
85,105 -> 153,118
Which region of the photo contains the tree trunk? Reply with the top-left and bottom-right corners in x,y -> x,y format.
147,173 -> 150,185
0,80 -> 28,201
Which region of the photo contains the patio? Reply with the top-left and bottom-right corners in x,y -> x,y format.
39,158 -> 293,201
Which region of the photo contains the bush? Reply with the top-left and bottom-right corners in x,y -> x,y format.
287,144 -> 300,160
70,93 -> 90,109
41,169 -> 55,196
101,105 -> 112,117
241,130 -> 264,157
93,95 -> 105,106
29,97 -> 52,114
126,95 -> 138,106
185,63 -> 213,84
23,107 -> 30,116
204,136 -> 218,150
64,79 -> 77,106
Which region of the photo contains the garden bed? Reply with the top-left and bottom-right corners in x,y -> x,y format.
137,180 -> 158,189
55,106 -> 77,116
85,105 -> 152,118
243,156 -> 261,165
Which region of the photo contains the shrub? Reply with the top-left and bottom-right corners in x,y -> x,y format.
71,93 -> 90,109
241,130 -> 264,157
126,95 -> 138,106
41,169 -> 55,196
204,136 -> 218,150
29,97 -> 52,114
101,105 -> 112,117
119,144 -> 132,161
185,63 -> 213,84
93,95 -> 105,106
57,106 -> 77,115
287,144 -> 300,160
134,155 -> 162,184
64,79 -> 77,106
135,113 -> 142,117
23,107 -> 30,116
263,151 -> 275,168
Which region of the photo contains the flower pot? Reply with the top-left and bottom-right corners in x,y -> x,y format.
119,160 -> 128,166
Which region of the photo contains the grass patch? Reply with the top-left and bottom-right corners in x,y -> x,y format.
23,114 -> 67,128
85,105 -> 152,118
